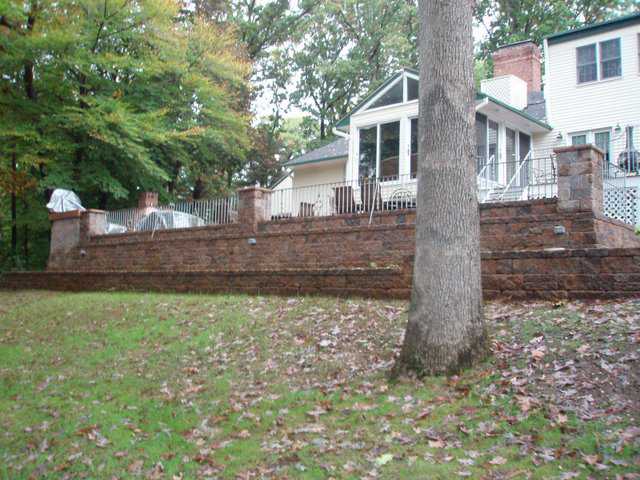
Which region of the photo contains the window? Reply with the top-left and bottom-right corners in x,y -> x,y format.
594,131 -> 611,163
368,80 -> 403,109
407,78 -> 419,101
577,44 -> 597,83
358,126 -> 377,179
600,38 -> 621,79
571,134 -> 587,145
380,122 -> 400,179
358,121 -> 401,180
576,38 -> 622,83
475,113 -> 487,172
410,118 -> 418,178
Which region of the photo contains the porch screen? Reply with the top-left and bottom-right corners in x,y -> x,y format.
476,113 -> 487,173
410,118 -> 418,178
506,128 -> 517,183
380,121 -> 400,179
488,120 -> 499,164
359,126 -> 377,179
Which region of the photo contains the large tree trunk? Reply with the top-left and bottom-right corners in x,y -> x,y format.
393,0 -> 487,377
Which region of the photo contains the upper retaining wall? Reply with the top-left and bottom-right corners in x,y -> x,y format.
47,198 -> 639,273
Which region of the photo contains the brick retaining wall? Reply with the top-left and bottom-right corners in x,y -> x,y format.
3,247 -> 639,300
45,198 -> 639,273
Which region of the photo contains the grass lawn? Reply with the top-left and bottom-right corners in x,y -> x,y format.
1,291 -> 639,479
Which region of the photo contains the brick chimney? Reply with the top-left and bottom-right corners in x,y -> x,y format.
138,191 -> 158,209
492,40 -> 542,93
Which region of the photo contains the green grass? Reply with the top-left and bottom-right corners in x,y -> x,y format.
1,291 -> 638,479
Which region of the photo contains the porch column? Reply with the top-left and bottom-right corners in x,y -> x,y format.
554,144 -> 604,216
237,186 -> 271,231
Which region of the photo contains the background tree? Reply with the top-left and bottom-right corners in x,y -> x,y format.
394,0 -> 487,376
474,0 -> 637,61
0,0 -> 251,269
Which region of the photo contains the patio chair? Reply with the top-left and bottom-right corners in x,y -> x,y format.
332,185 -> 356,214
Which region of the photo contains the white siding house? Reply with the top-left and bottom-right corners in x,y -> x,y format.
279,13 -> 640,224
538,13 -> 640,164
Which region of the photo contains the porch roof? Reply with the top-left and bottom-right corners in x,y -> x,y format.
475,93 -> 552,133
285,138 -> 348,167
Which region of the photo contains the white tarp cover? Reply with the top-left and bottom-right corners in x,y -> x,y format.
46,189 -> 85,213
135,209 -> 205,231
105,223 -> 128,234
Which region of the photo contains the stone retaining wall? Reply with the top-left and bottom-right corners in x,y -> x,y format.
3,247 -> 639,300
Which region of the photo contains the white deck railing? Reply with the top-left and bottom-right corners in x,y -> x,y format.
104,193 -> 239,234
269,174 -> 418,220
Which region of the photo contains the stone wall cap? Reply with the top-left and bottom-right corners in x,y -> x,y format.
237,186 -> 272,193
84,209 -> 106,214
49,210 -> 83,221
554,144 -> 605,155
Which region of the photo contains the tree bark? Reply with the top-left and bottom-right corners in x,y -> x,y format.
393,0 -> 487,377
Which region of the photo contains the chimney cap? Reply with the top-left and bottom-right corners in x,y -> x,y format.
496,39 -> 538,50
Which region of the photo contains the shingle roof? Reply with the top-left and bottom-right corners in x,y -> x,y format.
285,138 -> 348,167
524,91 -> 547,122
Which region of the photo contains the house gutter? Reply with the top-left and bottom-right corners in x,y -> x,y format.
332,128 -> 348,139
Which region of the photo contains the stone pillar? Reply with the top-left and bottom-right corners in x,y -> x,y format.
237,186 -> 271,231
81,209 -> 107,239
49,210 -> 83,263
48,209 -> 106,269
554,144 -> 604,216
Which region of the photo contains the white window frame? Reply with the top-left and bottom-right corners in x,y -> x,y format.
356,120 -> 403,183
599,38 -> 622,80
576,37 -> 623,85
577,43 -> 598,84
571,132 -> 588,145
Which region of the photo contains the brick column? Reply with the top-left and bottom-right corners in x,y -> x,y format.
81,209 -> 107,240
48,209 -> 106,269
138,191 -> 158,215
237,186 -> 271,231
554,144 -> 604,216
49,210 -> 83,263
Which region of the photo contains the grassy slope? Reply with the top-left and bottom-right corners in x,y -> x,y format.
0,291 -> 638,479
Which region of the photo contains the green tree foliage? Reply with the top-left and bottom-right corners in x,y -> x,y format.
475,0 -> 638,61
289,0 -> 418,139
0,0 -> 251,269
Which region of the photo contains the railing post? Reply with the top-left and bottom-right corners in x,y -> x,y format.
554,144 -> 604,216
237,186 -> 271,231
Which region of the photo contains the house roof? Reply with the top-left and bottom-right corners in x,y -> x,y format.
546,12 -> 640,45
524,91 -> 546,122
270,169 -> 292,188
335,68 -> 548,131
335,68 -> 418,131
285,138 -> 348,167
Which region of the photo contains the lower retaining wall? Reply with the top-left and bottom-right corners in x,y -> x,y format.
3,247 -> 639,300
